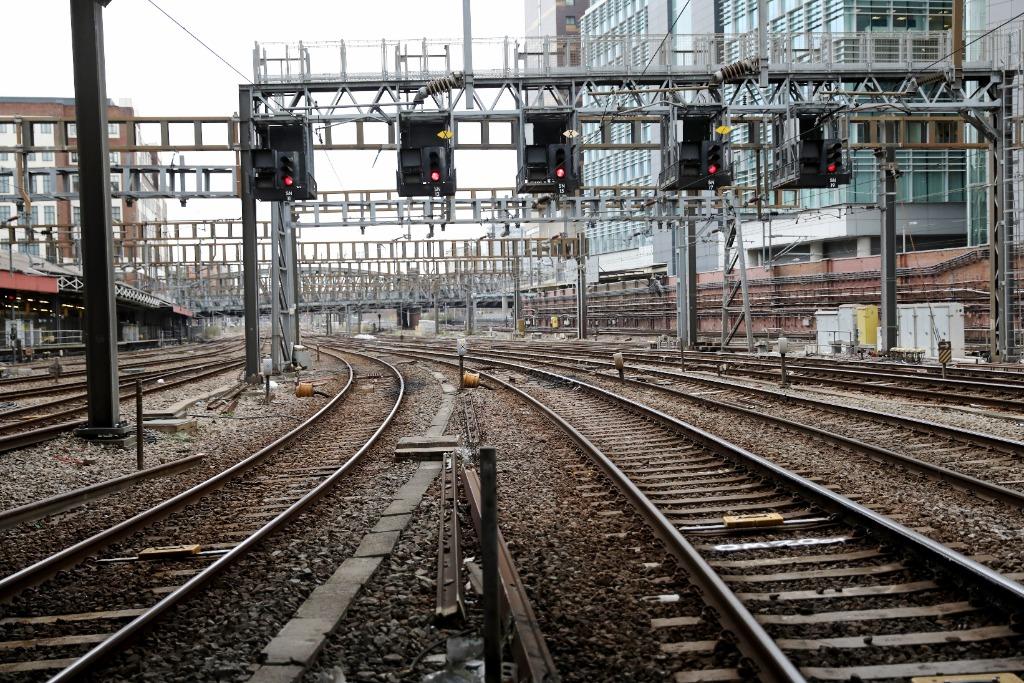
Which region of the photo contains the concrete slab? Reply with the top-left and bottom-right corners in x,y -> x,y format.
294,583 -> 361,621
395,434 -> 459,461
261,618 -> 334,666
143,418 -> 197,434
353,530 -> 401,558
381,498 -> 420,516
247,664 -> 306,683
324,556 -> 382,586
144,384 -> 234,419
372,514 -> 412,533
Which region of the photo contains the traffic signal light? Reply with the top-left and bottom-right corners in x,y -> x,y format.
278,153 -> 296,189
425,147 -> 445,184
824,139 -> 843,174
705,142 -> 723,175
546,144 -> 577,194
699,140 -> 732,189
550,145 -> 567,179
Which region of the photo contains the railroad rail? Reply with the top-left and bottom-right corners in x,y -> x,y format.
365,341 -> 1024,681
0,340 -> 239,389
0,348 -> 403,680
367,340 -> 1024,513
412,339 -> 1024,412
0,354 -> 247,454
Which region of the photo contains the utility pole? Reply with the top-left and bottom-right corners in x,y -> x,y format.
876,121 -> 900,354
239,87 -> 260,381
69,0 -> 129,440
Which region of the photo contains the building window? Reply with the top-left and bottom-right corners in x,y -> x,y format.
73,206 -> 81,224
44,206 -> 55,224
0,207 -> 9,224
0,176 -> 8,194
564,0 -> 574,4
42,151 -> 54,162
110,175 -> 121,192
31,206 -> 40,224
26,153 -> 35,162
109,152 -> 119,165
0,123 -> 10,133
111,206 -> 122,222
39,122 -> 53,134
0,152 -> 7,161
108,122 -> 119,137
70,152 -> 78,164
67,123 -> 77,138
566,15 -> 576,25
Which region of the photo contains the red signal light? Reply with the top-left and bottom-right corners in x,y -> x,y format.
707,164 -> 718,175
430,169 -> 441,182
283,175 -> 294,187
555,167 -> 566,179
827,163 -> 837,173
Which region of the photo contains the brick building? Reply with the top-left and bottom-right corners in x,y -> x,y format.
0,97 -> 166,266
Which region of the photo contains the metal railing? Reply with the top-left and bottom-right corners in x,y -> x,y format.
253,29 -> 1022,84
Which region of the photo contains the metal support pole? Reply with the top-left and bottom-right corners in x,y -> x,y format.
69,0 -> 126,438
679,195 -> 698,349
135,380 -> 144,470
288,206 -> 300,348
434,285 -> 439,336
512,242 -> 521,336
990,73 -> 1015,361
270,202 -> 283,373
878,121 -> 899,355
239,87 -> 260,381
479,445 -> 501,683
756,0 -> 769,85
734,202 -> 755,353
462,0 -> 475,111
576,234 -> 588,340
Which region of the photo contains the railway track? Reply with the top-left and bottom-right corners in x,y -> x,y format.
0,348 -> 403,681
0,341 -> 239,389
0,345 -> 244,403
0,354 -> 248,454
364,340 -> 1024,507
411,339 -> 1024,412
393,347 -> 1024,681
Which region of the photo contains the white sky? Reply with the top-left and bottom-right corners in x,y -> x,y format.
0,0 -> 528,239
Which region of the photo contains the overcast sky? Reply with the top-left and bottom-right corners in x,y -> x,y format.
0,1 -> 528,238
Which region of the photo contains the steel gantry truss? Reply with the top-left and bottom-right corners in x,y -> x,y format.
241,22 -> 1024,368
3,22 -> 1022,370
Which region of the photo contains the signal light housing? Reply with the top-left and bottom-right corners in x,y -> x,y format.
516,112 -> 577,195
397,113 -> 456,197
251,120 -> 316,203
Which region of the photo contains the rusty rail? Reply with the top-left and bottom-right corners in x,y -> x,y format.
462,465 -> 560,683
436,452 -> 464,621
